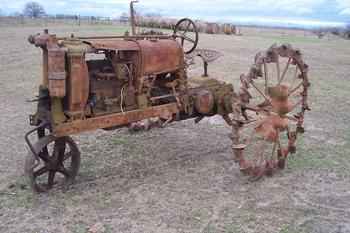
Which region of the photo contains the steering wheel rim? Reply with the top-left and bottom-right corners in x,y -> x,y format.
173,18 -> 199,54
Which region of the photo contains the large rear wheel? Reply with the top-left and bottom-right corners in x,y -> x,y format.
231,44 -> 310,180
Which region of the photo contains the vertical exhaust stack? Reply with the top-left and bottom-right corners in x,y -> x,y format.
130,0 -> 139,36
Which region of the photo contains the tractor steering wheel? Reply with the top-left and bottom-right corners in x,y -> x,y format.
173,18 -> 199,54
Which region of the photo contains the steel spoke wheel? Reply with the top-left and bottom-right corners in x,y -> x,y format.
173,18 -> 199,54
25,135 -> 80,192
231,44 -> 310,180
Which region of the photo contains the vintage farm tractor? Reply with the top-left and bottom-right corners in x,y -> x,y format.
25,16 -> 310,192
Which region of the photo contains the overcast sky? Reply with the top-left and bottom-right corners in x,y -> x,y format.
1,0 -> 349,27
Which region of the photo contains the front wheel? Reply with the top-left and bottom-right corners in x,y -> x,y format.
25,135 -> 81,192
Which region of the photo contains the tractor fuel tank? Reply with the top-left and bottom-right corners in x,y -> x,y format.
137,39 -> 184,75
85,38 -> 184,76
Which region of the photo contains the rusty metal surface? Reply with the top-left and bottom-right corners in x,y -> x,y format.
47,48 -> 66,97
138,39 -> 184,75
231,44 -> 310,180
66,54 -> 89,114
53,103 -> 179,137
25,134 -> 80,192
85,39 -> 140,51
26,13 -> 310,192
28,29 -> 50,47
194,90 -> 215,115
75,37 -> 185,78
60,35 -> 172,40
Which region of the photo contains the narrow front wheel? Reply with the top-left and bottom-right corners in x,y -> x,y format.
25,135 -> 81,192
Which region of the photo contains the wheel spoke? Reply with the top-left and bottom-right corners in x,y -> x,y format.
276,59 -> 281,83
232,44 -> 310,180
56,138 -> 66,153
263,61 -> 268,94
48,171 -> 56,187
288,81 -> 303,96
279,57 -> 291,84
250,81 -> 270,103
34,166 -> 49,177
288,99 -> 303,113
182,34 -> 195,44
37,128 -> 51,162
58,141 -> 66,155
63,151 -> 74,162
294,65 -> 299,79
38,148 -> 50,163
184,21 -> 192,33
56,138 -> 67,163
285,115 -> 298,122
289,65 -> 299,89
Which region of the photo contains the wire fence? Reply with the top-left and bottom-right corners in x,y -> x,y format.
0,16 -> 128,27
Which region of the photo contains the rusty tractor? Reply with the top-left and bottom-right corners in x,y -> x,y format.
25,8 -> 310,192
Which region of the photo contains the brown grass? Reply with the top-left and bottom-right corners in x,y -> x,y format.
0,23 -> 349,233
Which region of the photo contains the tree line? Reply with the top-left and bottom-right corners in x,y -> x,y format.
0,1 -> 349,38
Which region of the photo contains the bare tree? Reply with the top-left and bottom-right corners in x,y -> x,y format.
23,2 -> 46,18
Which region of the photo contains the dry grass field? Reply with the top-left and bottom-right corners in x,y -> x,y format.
0,23 -> 350,233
